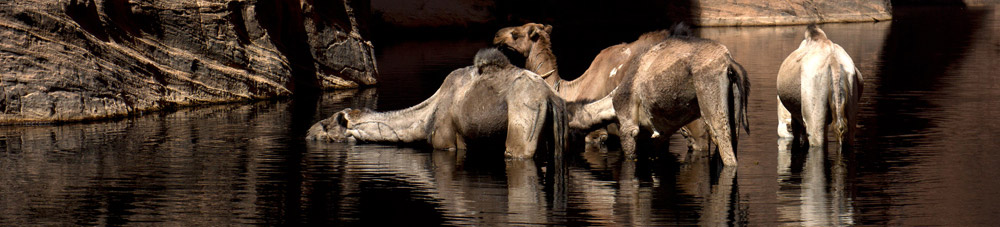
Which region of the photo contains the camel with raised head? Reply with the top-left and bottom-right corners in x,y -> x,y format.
568,31 -> 750,166
777,25 -> 863,147
307,48 -> 567,158
494,23 -> 712,151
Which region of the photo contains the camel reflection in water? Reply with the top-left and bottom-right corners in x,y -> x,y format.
564,143 -> 741,226
311,136 -> 743,225
777,139 -> 854,226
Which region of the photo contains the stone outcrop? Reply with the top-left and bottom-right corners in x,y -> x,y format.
372,0 -> 896,29
692,0 -> 893,26
0,0 -> 377,124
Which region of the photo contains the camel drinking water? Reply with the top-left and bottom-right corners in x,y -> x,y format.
494,23 -> 713,152
307,48 -> 568,159
776,25 -> 863,148
567,30 -> 751,166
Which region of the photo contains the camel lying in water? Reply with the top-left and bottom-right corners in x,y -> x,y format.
777,25 -> 863,147
568,31 -> 750,166
306,48 -> 567,158
493,23 -> 712,151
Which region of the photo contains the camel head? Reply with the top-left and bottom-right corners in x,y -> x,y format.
306,108 -> 366,142
493,23 -> 553,57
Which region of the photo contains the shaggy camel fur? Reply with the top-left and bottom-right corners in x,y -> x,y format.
777,25 -> 863,147
494,23 -> 712,151
568,31 -> 750,166
307,48 -> 567,158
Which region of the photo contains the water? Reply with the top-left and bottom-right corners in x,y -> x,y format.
2,5 -> 999,226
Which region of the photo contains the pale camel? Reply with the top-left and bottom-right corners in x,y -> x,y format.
307,48 -> 567,158
776,25 -> 863,147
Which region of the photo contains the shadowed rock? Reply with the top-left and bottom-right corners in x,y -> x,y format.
0,0 -> 377,124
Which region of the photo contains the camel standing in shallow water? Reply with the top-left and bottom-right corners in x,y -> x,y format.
569,32 -> 750,166
307,49 -> 567,158
777,25 -> 863,147
493,23 -> 712,151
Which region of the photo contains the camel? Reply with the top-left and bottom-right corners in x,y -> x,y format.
306,48 -> 567,158
567,31 -> 750,166
777,25 -> 863,147
494,23 -> 712,151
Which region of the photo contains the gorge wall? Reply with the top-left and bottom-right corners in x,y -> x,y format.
0,0 -> 377,124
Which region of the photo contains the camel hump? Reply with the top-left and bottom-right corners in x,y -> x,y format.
806,24 -> 828,41
474,48 -> 511,74
670,22 -> 693,38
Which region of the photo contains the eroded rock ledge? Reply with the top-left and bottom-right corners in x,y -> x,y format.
0,0 -> 377,124
693,0 -> 893,26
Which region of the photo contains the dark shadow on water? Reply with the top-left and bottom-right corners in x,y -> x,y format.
850,6 -> 989,226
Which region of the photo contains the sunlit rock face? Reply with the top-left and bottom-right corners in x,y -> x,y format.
0,0 -> 377,124
693,0 -> 893,26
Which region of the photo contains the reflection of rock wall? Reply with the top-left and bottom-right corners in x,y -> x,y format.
0,0 -> 376,124
0,88 -> 376,225
693,0 -> 892,26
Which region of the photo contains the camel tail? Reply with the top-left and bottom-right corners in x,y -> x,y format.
548,94 -> 568,158
727,55 -> 751,138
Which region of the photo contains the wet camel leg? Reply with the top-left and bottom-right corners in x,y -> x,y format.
801,73 -> 830,147
777,96 -> 795,138
696,70 -> 738,166
505,101 -> 547,158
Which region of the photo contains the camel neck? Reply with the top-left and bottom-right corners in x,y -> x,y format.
350,101 -> 435,143
527,42 -> 562,86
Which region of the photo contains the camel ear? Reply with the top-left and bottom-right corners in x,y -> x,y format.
529,24 -> 550,41
335,111 -> 349,127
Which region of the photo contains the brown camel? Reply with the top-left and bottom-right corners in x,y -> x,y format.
777,25 -> 863,147
306,48 -> 567,158
494,23 -> 712,151
568,31 -> 750,166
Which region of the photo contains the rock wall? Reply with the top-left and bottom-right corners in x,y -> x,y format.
692,0 -> 893,26
372,0 -> 493,28
372,0 -> 896,29
0,0 -> 377,124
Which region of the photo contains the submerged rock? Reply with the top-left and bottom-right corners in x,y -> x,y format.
0,0 -> 377,124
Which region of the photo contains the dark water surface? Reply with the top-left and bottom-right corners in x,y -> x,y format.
3,6 -> 999,226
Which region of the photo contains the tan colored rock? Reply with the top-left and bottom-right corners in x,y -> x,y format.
693,0 -> 892,26
0,0 -> 377,124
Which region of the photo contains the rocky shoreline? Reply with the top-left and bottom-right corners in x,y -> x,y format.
0,0 -> 377,124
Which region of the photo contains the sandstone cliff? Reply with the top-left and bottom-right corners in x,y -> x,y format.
372,0 -> 895,29
693,0 -> 893,26
0,0 -> 377,124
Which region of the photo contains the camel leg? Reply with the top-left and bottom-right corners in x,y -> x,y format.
777,96 -> 795,138
619,121 -> 640,158
506,101 -> 547,158
430,121 -> 458,150
801,74 -> 830,147
696,70 -> 737,166
615,104 -> 640,158
801,101 -> 828,147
